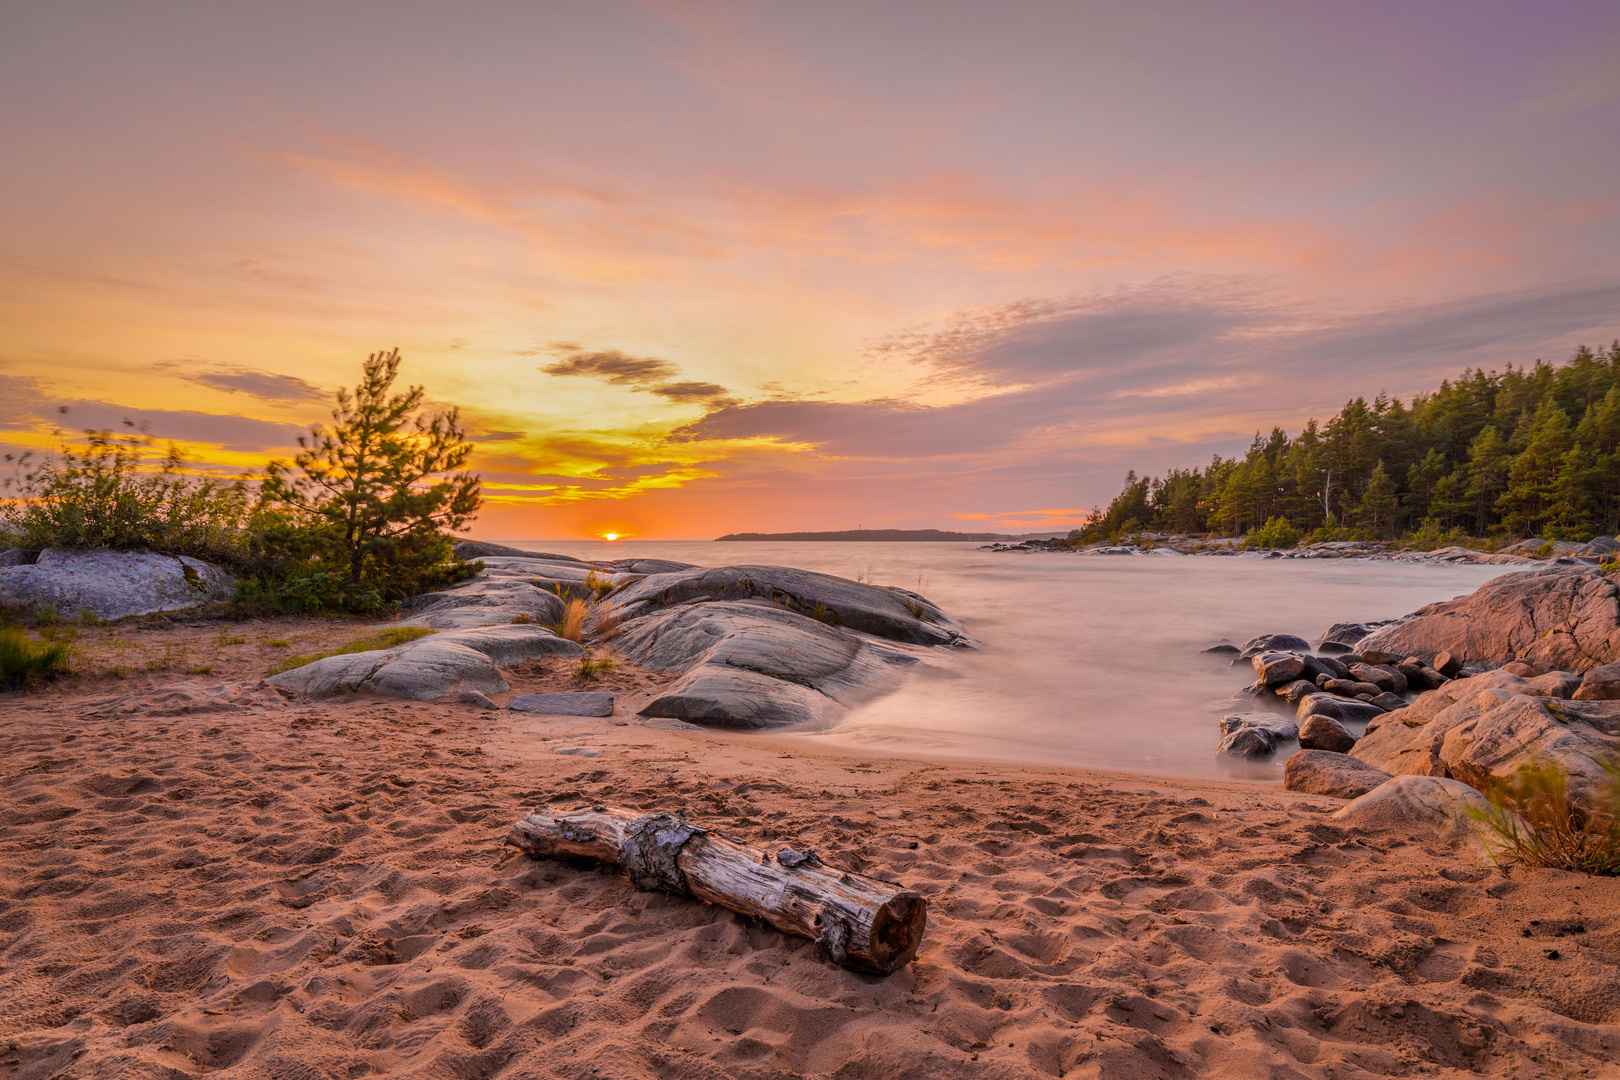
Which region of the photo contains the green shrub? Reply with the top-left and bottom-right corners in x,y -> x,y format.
233,569 -> 388,615
2,427 -> 251,565
0,628 -> 71,687
1475,760 -> 1620,875
1246,516 -> 1301,550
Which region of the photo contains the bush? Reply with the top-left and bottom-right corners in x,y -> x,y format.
0,628 -> 71,687
1246,516 -> 1301,550
1475,760 -> 1620,875
551,598 -> 590,642
1,426 -> 251,565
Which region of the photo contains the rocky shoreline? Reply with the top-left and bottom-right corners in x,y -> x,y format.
1204,565 -> 1620,836
985,532 -> 1620,567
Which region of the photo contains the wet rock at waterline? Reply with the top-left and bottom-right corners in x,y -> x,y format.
1251,651 -> 1306,685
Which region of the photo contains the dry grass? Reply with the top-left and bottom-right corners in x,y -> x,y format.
0,629 -> 71,688
1477,760 -> 1620,875
551,598 -> 590,642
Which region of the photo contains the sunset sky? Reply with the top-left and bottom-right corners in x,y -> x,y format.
4,2 -> 1619,540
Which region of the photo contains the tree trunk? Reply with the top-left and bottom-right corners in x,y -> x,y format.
506,806 -> 927,974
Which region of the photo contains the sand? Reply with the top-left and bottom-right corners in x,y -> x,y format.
3,629 -> 1620,1079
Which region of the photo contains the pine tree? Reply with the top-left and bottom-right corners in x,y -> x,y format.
259,349 -> 482,596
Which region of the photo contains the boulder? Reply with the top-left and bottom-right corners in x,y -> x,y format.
1349,663 -> 1403,694
508,692 -> 615,716
618,601 -> 919,730
452,540 -> 586,563
1279,679 -> 1318,704
1217,725 -> 1277,757
1330,776 -> 1498,843
1358,648 -> 1398,665
267,625 -> 584,701
1297,693 -> 1385,726
608,565 -> 971,648
0,548 -> 235,620
0,548 -> 31,567
1220,713 -> 1298,740
1432,651 -> 1462,677
1284,750 -> 1390,798
1302,654 -> 1350,682
1239,633 -> 1312,657
1314,621 -> 1397,650
1369,692 -> 1408,712
1578,536 -> 1619,557
1252,651 -> 1306,685
1357,566 -> 1620,673
1350,673 -> 1620,803
1299,714 -> 1357,752
1202,643 -> 1240,655
1572,661 -> 1620,701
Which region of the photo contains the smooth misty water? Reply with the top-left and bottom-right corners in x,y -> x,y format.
500,540 -> 1524,782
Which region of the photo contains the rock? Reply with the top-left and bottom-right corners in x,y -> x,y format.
1578,536 -> 1619,556
267,625 -> 584,701
1252,651 -> 1306,685
1522,671 -> 1581,699
1572,661 -> 1620,701
1297,693 -> 1386,726
619,601 -> 919,730
1357,566 -> 1620,673
554,747 -> 601,757
396,575 -> 570,630
1284,750 -> 1390,798
609,565 -> 971,648
1220,713 -> 1298,740
1411,666 -> 1450,691
508,692 -> 615,716
1239,633 -> 1312,657
1350,671 -> 1620,803
1396,661 -> 1425,681
1301,654 -> 1350,682
1279,679 -> 1319,704
1349,663 -> 1400,694
1299,714 -> 1357,751
1503,660 -> 1540,678
1317,641 -> 1353,655
0,548 -> 31,567
1359,648 -> 1398,665
1432,651 -> 1462,677
453,540 -> 586,562
1330,776 -> 1498,843
1217,725 -> 1277,757
459,690 -> 499,710
1202,643 -> 1240,655
0,548 -> 234,620
1369,692 -> 1408,712
1315,621 -> 1397,649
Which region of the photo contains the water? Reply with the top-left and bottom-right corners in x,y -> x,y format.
496,540 -> 1524,781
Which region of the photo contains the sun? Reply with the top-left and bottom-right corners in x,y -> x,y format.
603,532 -> 619,541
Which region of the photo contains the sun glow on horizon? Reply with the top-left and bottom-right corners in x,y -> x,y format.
603,532 -> 620,541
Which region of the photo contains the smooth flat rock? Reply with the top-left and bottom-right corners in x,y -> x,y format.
553,747 -> 601,757
618,600 -> 919,730
609,565 -> 972,648
1358,566 -> 1620,673
1330,775 -> 1497,844
1284,750 -> 1391,798
396,575 -> 569,630
0,548 -> 234,620
508,692 -> 614,716
267,625 -> 583,701
1296,693 -> 1385,726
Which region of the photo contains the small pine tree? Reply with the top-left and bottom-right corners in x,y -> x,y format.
259,349 -> 482,598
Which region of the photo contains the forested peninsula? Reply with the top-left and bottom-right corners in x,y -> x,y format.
1085,343 -> 1620,544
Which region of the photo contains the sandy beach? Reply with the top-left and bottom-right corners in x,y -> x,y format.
4,632 -> 1619,1080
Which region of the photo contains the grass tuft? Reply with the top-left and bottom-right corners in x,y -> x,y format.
551,598 -> 590,642
1475,759 -> 1620,875
0,628 -> 71,688
267,625 -> 435,675
575,653 -> 617,680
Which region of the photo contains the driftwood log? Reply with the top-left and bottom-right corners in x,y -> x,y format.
506,805 -> 927,974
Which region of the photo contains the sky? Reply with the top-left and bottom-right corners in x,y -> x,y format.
3,1 -> 1619,540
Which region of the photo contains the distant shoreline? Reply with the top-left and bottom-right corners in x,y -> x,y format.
714,528 -> 1063,542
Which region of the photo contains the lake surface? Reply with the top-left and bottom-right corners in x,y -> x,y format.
497,540 -> 1522,782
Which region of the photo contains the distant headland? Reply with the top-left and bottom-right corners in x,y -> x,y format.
714,528 -> 1062,542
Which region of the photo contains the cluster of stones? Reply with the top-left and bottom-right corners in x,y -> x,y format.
1207,627 -> 1459,761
